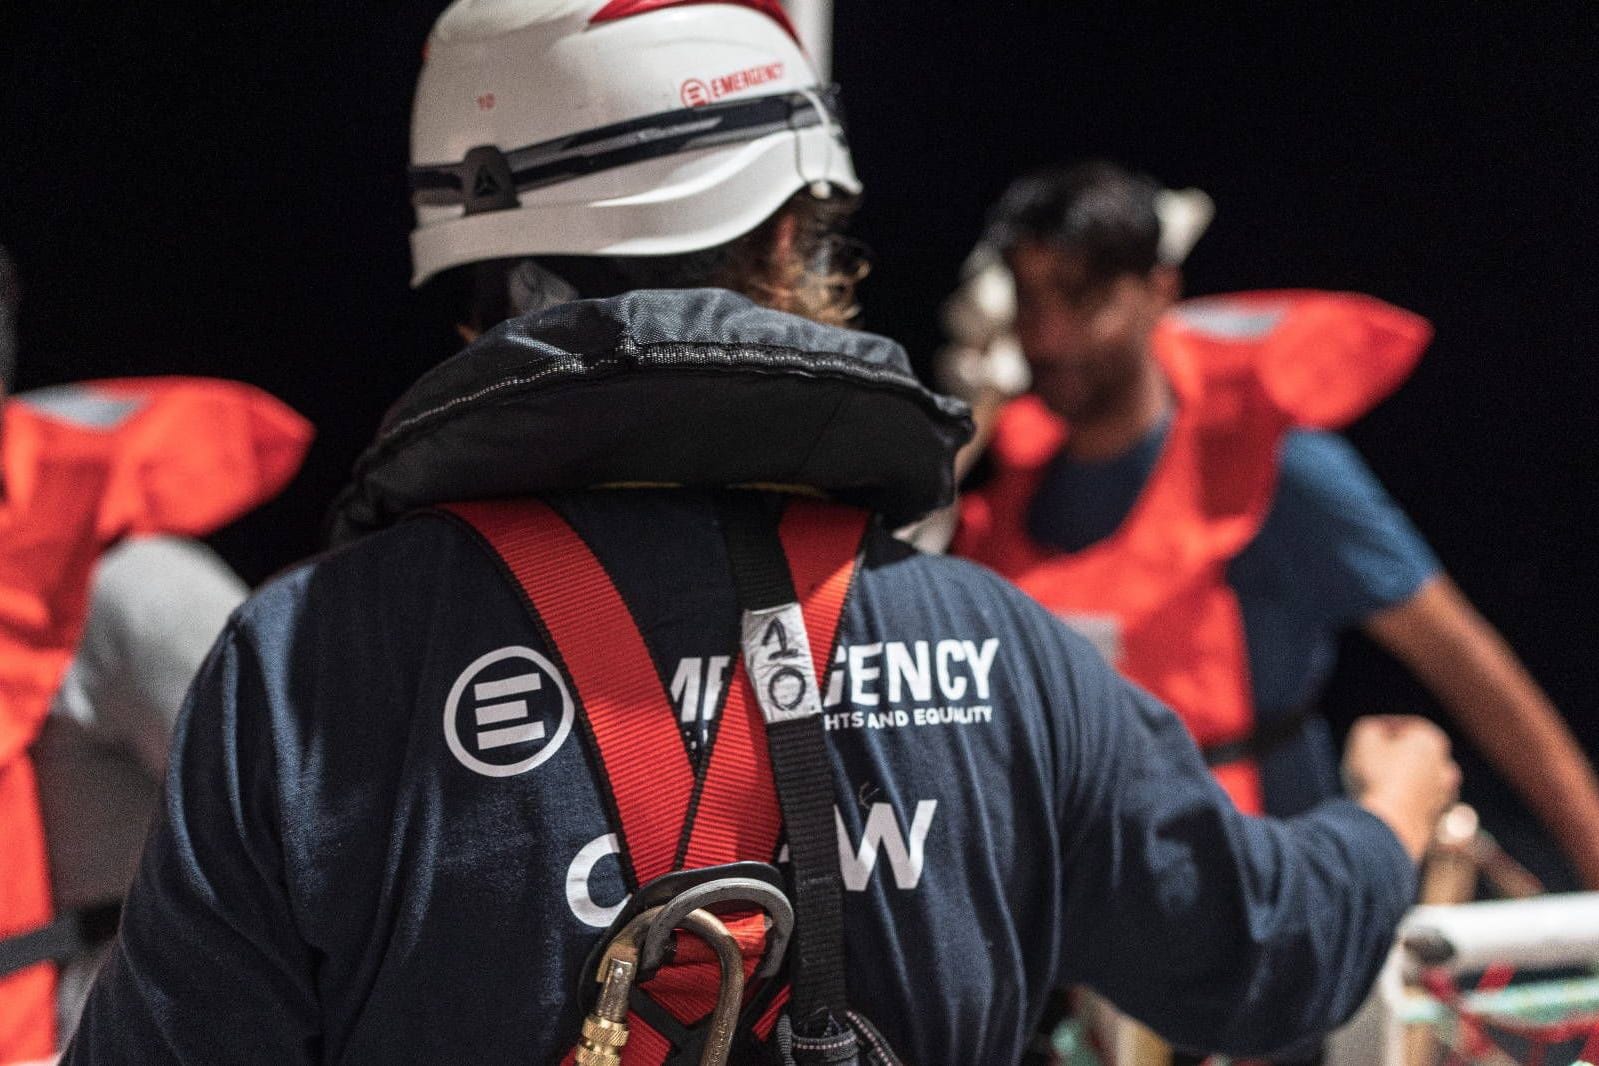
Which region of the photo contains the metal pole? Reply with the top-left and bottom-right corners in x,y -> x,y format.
782,0 -> 834,81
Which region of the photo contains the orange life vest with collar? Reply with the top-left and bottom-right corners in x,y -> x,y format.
0,377 -> 311,1060
954,291 -> 1431,814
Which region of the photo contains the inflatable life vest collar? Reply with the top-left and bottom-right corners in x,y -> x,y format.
332,289 -> 973,541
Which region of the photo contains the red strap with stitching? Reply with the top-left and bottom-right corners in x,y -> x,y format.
445,496 -> 866,1063
448,498 -> 696,885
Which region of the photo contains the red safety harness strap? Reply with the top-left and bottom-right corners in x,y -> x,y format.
445,498 -> 695,887
679,499 -> 865,870
444,495 -> 868,1064
781,499 -> 865,689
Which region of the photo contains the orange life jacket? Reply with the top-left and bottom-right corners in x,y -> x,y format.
0,377 -> 311,1060
954,291 -> 1431,814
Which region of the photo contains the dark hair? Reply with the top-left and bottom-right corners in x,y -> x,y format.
451,189 -> 866,334
984,161 -> 1162,283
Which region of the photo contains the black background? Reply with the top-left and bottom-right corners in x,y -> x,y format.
2,4 -> 1595,880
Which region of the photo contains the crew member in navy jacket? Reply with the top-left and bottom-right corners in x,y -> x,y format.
65,2 -> 1457,1062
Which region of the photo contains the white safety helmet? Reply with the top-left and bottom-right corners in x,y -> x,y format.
408,0 -> 860,286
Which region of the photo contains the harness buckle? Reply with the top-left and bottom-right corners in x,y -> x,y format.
638,876 -> 794,982
577,862 -> 791,1013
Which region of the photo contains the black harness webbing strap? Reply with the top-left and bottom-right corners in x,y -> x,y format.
718,494 -> 851,1027
764,719 -> 849,1021
0,902 -> 120,979
1201,705 -> 1318,768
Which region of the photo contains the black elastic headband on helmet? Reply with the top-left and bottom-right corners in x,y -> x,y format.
409,87 -> 843,217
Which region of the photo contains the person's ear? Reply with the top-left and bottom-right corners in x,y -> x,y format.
769,211 -> 799,269
749,209 -> 804,312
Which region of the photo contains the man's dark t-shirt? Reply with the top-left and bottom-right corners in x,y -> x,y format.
64,490 -> 1414,1065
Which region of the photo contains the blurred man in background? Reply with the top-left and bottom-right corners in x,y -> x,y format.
951,161 -> 1599,882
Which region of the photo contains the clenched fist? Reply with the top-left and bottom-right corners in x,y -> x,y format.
1343,715 -> 1462,861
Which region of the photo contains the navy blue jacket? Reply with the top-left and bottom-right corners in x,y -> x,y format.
63,292 -> 1415,1064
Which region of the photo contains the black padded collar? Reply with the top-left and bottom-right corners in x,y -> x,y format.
330,289 -> 971,542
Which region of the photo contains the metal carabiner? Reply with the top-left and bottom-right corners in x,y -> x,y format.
577,874 -> 794,1066
575,904 -> 748,1066
664,908 -> 746,1066
575,906 -> 663,1066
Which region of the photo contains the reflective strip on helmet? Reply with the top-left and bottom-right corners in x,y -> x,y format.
410,88 -> 841,211
589,0 -> 803,47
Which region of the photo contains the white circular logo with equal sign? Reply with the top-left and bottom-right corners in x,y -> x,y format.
444,646 -> 574,777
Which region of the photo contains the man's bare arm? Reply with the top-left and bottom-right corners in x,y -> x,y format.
1366,573 -> 1599,886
